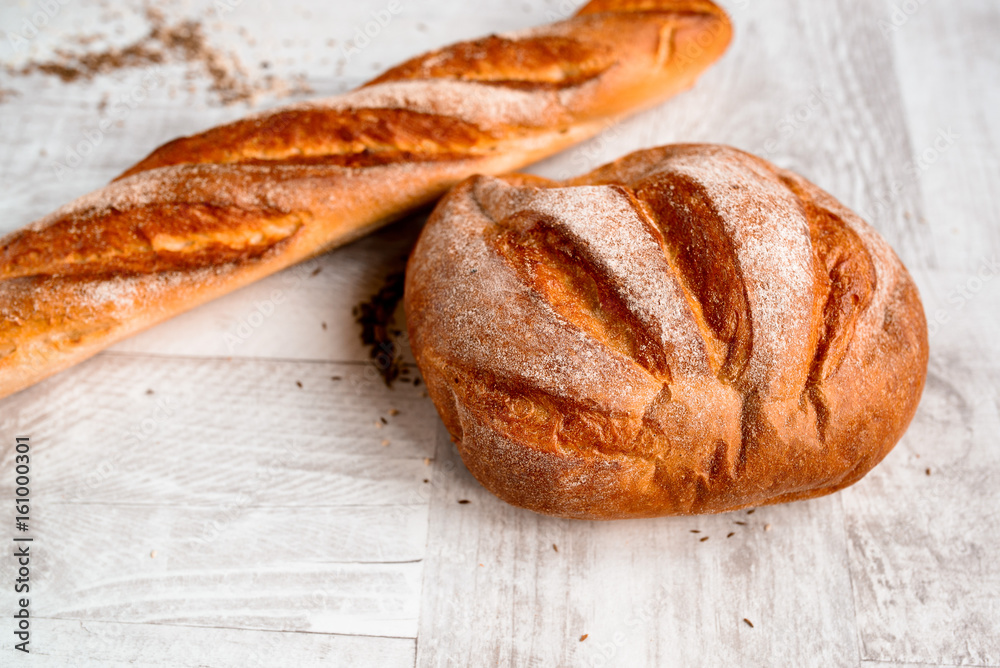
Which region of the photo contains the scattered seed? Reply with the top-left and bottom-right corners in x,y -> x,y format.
734,521 -> 746,526
458,499 -> 470,504
579,634 -> 588,642
375,421 -> 383,429
423,457 -> 431,466
295,381 -> 303,388
5,7 -> 307,106
331,376 -> 342,381
150,550 -> 157,558
423,479 -> 429,483
764,524 -> 772,532
389,409 -> 399,416
700,536 -> 709,542
747,509 -> 755,515
743,618 -> 754,628
414,378 -> 422,387
321,322 -> 327,330
553,544 -> 559,552
380,417 -> 388,424
727,532 -> 735,538
381,439 -> 390,447
354,270 -> 406,386
311,267 -> 322,276
925,468 -> 931,476
145,389 -> 154,395
690,529 -> 701,534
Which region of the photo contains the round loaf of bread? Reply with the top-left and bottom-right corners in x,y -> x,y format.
405,144 -> 928,519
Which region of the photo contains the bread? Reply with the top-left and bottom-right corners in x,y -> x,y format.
0,1 -> 731,399
405,144 -> 929,519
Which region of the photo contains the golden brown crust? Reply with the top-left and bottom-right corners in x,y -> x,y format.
405,144 -> 929,519
0,1 -> 731,399
367,35 -> 617,90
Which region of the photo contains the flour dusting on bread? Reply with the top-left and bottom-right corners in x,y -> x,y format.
406,143 -> 929,519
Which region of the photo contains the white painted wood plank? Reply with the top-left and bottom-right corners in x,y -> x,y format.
0,503 -> 426,638
26,562 -> 422,637
832,1 -> 1000,665
0,618 -> 415,667
0,353 -> 437,505
840,334 -> 1000,667
0,495 -> 426,636
0,352 -> 436,644
32,502 -> 427,573
885,0 -> 1000,272
417,424 -> 860,668
860,664 -> 1000,668
0,501 -> 427,635
0,492 -> 427,638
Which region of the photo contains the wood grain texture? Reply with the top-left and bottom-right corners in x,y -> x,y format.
838,2 -> 1000,664
0,353 -> 437,644
860,664 -> 999,668
0,353 -> 437,498
886,0 -> 1000,272
3,618 -> 415,668
417,424 -> 860,667
0,0 -> 997,665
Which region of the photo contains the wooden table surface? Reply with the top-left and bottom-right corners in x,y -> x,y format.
1,0 -> 997,666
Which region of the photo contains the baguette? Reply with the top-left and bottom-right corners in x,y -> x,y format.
0,0 -> 732,398
405,144 -> 929,519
